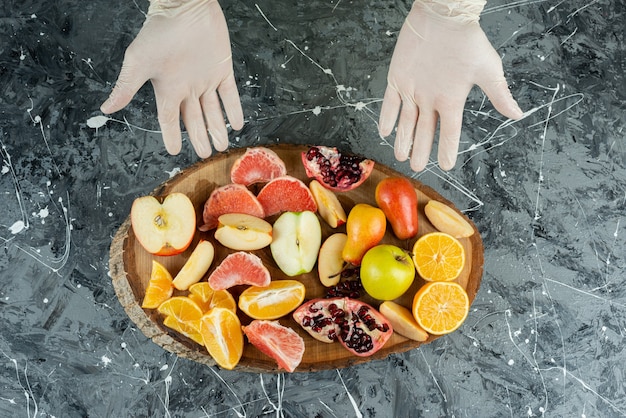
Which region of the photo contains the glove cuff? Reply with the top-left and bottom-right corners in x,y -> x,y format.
148,0 -> 217,17
414,0 -> 486,24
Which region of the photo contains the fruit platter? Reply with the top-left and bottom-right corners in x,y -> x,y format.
109,144 -> 484,373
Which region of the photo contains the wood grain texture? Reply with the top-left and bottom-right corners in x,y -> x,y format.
109,144 -> 484,373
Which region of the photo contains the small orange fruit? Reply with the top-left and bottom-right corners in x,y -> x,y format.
412,232 -> 465,282
188,283 -> 237,313
157,296 -> 203,323
142,260 -> 174,309
162,315 -> 204,346
412,281 -> 469,335
199,307 -> 244,370
238,280 -> 305,320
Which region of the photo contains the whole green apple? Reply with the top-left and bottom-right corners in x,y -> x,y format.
360,244 -> 415,300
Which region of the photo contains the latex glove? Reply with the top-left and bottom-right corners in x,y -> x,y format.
100,0 -> 244,158
379,0 -> 523,171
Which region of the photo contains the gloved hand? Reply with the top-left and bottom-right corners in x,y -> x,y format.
379,0 -> 523,171
100,0 -> 244,158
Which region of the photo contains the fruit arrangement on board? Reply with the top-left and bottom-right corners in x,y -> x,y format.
128,145 -> 478,372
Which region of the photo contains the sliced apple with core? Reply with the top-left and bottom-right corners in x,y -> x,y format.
317,233 -> 348,287
309,180 -> 347,228
131,192 -> 196,256
270,211 -> 322,276
172,240 -> 215,290
214,213 -> 272,251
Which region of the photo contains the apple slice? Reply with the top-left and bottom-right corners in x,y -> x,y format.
317,233 -> 348,287
309,180 -> 347,228
424,200 -> 474,238
214,213 -> 273,251
270,211 -> 322,276
130,193 -> 196,256
172,240 -> 215,291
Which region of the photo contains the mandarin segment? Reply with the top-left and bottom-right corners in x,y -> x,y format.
199,308 -> 244,370
163,315 -> 204,346
141,260 -> 174,309
412,232 -> 465,282
188,283 -> 237,313
238,280 -> 306,320
157,296 -> 203,323
412,281 -> 469,335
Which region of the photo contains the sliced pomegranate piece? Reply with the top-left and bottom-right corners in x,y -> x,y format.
292,298 -> 346,343
339,299 -> 393,357
293,297 -> 393,357
301,146 -> 375,192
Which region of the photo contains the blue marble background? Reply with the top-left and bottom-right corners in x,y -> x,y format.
1,0 -> 624,416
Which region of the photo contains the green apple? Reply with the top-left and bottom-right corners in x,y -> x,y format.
270,211 -> 321,276
360,244 -> 415,300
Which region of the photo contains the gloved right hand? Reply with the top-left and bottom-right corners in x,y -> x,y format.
100,0 -> 244,158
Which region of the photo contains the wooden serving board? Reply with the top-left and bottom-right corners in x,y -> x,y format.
109,144 -> 484,373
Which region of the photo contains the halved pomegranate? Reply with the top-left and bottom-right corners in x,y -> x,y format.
293,297 -> 393,357
301,146 -> 375,192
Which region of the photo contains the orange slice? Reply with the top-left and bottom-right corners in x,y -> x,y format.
157,296 -> 203,323
188,282 -> 237,313
412,232 -> 465,282
142,260 -> 174,309
238,280 -> 306,320
412,281 -> 469,335
162,316 -> 204,346
199,307 -> 244,370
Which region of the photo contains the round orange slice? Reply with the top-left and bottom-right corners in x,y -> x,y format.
157,296 -> 203,323
412,232 -> 465,282
188,283 -> 237,313
412,281 -> 469,335
199,307 -> 244,370
141,260 -> 174,309
238,280 -> 305,320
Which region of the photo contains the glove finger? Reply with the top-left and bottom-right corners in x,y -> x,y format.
394,99 -> 418,162
410,109 -> 437,172
100,55 -> 148,114
478,76 -> 523,120
436,105 -> 464,171
155,93 -> 183,156
217,74 -> 244,131
181,98 -> 213,159
201,91 -> 229,152
379,86 -> 401,137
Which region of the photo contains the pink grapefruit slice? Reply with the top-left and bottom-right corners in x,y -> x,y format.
242,320 -> 305,372
230,147 -> 287,186
207,252 -> 271,290
256,176 -> 317,217
200,184 -> 265,231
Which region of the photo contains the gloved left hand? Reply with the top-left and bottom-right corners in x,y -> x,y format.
100,0 -> 244,158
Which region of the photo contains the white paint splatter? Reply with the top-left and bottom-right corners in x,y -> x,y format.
165,167 -> 181,178
101,355 -> 112,367
9,220 -> 25,234
86,115 -> 110,129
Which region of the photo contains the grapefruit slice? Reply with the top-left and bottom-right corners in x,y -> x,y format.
208,252 -> 271,290
243,320 -> 305,373
256,176 -> 317,217
230,147 -> 287,186
200,184 -> 265,231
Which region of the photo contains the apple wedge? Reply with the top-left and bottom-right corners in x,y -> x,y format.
172,240 -> 215,290
424,200 -> 474,238
214,213 -> 273,251
131,193 -> 196,256
317,233 -> 348,287
270,211 -> 322,276
309,180 -> 347,228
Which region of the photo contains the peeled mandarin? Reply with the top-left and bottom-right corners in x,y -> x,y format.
199,308 -> 244,370
142,260 -> 174,309
238,280 -> 305,320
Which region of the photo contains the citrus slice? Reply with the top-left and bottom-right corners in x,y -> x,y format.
199,307 -> 244,370
256,175 -> 317,217
238,280 -> 306,320
162,315 -> 204,346
412,232 -> 465,282
243,320 -> 305,372
141,260 -> 174,309
230,147 -> 287,186
188,282 -> 237,313
412,281 -> 469,335
208,252 -> 271,290
200,183 -> 265,231
157,296 -> 203,323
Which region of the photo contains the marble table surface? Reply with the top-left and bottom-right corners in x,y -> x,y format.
1,0 -> 624,416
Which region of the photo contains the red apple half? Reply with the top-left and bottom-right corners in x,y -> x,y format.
131,193 -> 196,256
